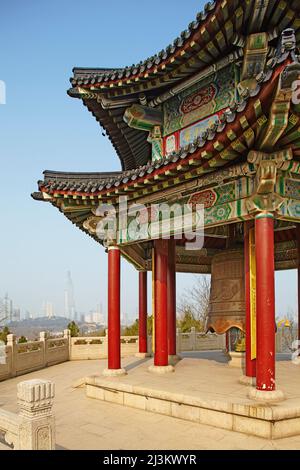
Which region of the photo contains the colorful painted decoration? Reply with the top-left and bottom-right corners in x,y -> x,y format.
124,104 -> 162,132
241,32 -> 268,80
163,63 -> 239,137
147,126 -> 163,162
179,114 -> 220,148
189,189 -> 217,209
165,134 -> 177,155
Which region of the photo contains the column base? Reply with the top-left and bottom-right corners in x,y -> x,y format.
239,375 -> 256,386
228,351 -> 245,369
168,354 -> 182,365
248,388 -> 285,403
102,368 -> 127,377
148,365 -> 175,375
135,352 -> 152,359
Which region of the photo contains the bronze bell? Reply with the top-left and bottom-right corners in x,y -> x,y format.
207,249 -> 245,335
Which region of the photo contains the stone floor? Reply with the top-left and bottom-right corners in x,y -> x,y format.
0,352 -> 300,450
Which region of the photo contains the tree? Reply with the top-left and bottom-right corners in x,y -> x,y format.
18,336 -> 27,344
122,315 -> 153,336
0,326 -> 11,344
67,321 -> 80,337
178,276 -> 211,332
177,305 -> 202,332
123,319 -> 139,336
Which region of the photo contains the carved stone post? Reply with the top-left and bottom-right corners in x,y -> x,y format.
7,334 -> 16,377
63,329 -> 71,360
191,327 -> 197,351
39,332 -> 47,367
17,379 -> 55,450
176,328 -> 182,353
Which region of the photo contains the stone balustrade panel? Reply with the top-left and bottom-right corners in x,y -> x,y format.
45,338 -> 69,366
15,341 -> 44,376
0,328 -> 296,382
0,346 -> 12,381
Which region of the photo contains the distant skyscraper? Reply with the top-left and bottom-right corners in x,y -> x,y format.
3,294 -> 13,323
64,271 -> 76,320
12,308 -> 21,322
46,302 -> 54,319
25,310 -> 32,320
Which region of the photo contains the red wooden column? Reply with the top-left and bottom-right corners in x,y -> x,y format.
255,213 -> 275,392
154,239 -> 169,367
104,246 -> 126,376
244,221 -> 256,378
167,239 -> 177,357
249,212 -> 283,401
138,271 -> 148,355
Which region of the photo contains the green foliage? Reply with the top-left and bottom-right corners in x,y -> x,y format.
147,315 -> 153,335
67,321 -> 80,338
18,336 -> 27,344
178,276 -> 211,332
87,329 -> 106,337
177,306 -> 202,333
0,326 -> 11,344
74,339 -> 87,345
123,319 -> 139,336
90,339 -> 102,345
122,315 -> 153,336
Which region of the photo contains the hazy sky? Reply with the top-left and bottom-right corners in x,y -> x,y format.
0,0 -> 297,322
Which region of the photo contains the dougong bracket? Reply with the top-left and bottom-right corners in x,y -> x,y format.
246,149 -> 293,213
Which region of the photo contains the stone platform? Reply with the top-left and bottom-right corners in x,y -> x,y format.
84,356 -> 300,440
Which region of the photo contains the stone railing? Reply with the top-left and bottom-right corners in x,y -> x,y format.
0,327 -> 294,381
70,334 -> 141,360
0,331 -> 69,381
176,327 -> 226,352
0,379 -> 55,450
70,329 -> 225,360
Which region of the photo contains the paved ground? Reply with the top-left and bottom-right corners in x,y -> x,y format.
0,353 -> 300,450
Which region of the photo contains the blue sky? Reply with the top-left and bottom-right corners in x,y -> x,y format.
0,0 -> 297,322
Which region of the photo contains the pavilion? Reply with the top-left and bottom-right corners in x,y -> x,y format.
33,0 -> 300,403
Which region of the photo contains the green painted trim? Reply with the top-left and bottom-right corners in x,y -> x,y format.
237,199 -> 242,217
279,176 -> 285,196
255,212 -> 274,220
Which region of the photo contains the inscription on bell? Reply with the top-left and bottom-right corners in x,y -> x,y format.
207,250 -> 245,335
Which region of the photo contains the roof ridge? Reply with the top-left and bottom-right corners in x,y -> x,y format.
70,0 -> 217,85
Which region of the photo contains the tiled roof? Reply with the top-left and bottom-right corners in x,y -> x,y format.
37,50 -> 292,197
67,0 -> 300,170
70,0 -> 300,90
70,1 -> 217,87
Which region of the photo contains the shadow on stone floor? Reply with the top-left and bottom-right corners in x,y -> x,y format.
125,358 -> 151,372
180,350 -> 292,363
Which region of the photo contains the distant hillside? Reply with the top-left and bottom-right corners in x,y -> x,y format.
6,317 -> 76,340
5,317 -> 106,340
